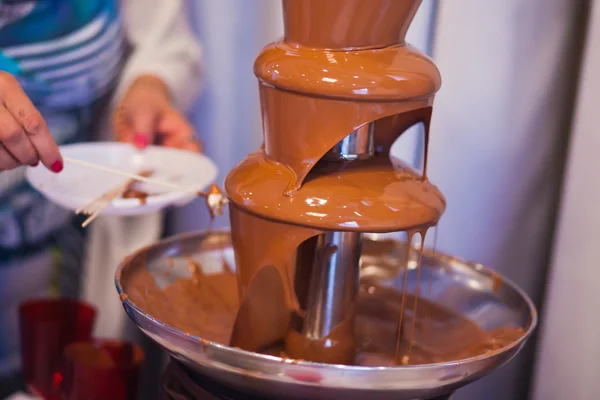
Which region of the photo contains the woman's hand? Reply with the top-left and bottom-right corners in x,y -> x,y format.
113,75 -> 202,153
0,72 -> 63,172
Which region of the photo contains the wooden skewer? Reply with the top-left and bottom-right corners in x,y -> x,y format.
63,156 -> 208,198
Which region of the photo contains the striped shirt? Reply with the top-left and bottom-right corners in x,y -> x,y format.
0,0 -> 202,376
0,0 -> 125,261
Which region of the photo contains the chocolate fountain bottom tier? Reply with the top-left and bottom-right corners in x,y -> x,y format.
116,230 -> 536,400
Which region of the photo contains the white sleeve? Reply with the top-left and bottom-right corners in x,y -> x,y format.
115,0 -> 203,111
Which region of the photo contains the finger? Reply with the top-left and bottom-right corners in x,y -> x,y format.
127,102 -> 160,149
113,104 -> 134,144
156,109 -> 199,148
0,144 -> 19,170
157,111 -> 201,152
161,136 -> 202,153
0,106 -> 38,165
189,137 -> 203,153
156,108 -> 192,138
182,140 -> 202,153
1,77 -> 62,172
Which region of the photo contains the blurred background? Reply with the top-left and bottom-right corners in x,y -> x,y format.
157,0 -> 597,399
2,0 -> 599,398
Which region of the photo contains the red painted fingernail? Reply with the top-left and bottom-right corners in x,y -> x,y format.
31,161 -> 39,167
50,160 -> 63,173
133,132 -> 150,149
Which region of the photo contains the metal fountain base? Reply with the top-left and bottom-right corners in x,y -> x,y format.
162,359 -> 454,400
116,230 -> 536,400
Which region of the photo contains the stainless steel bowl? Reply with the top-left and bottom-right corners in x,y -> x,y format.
116,230 -> 536,400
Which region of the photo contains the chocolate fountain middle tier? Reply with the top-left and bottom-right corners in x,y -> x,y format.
226,152 -> 445,232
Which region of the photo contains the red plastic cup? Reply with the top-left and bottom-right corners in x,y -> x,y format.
19,298 -> 96,400
61,339 -> 144,400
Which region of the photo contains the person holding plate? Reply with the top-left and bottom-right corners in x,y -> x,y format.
0,0 -> 203,395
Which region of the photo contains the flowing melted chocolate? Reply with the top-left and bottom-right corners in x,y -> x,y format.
126,259 -> 524,365
128,260 -> 239,344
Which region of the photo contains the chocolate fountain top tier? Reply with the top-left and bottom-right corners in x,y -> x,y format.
283,0 -> 421,49
226,0 -> 445,232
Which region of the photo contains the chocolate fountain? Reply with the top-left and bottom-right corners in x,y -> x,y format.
116,1 -> 536,399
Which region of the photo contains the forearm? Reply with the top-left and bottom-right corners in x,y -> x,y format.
115,0 -> 203,112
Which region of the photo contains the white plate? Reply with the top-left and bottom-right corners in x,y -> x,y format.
26,142 -> 218,216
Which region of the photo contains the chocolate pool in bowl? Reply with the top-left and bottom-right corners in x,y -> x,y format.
115,230 -> 536,400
